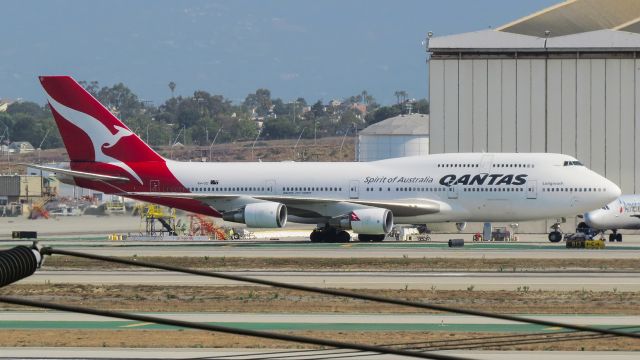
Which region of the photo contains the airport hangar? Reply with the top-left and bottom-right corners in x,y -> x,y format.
425,0 -> 640,233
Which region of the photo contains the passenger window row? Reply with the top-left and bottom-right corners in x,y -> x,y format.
492,164 -> 534,168
283,187 -> 342,192
364,187 -> 446,192
463,187 -> 523,192
190,187 -> 267,192
543,187 -> 604,192
437,164 -> 479,168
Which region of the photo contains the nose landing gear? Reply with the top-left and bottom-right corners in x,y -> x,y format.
548,220 -> 564,243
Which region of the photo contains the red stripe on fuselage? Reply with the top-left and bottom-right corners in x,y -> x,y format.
70,162 -> 220,218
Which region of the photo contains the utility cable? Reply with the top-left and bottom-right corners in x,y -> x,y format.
41,247 -> 640,340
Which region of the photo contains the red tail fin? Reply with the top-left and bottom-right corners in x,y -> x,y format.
39,76 -> 163,164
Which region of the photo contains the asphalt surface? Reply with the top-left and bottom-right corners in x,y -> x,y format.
3,312 -> 639,326
0,348 -> 638,360
3,240 -> 639,259
18,270 -> 640,291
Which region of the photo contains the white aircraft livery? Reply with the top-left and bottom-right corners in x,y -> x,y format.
584,195 -> 640,242
31,76 -> 622,242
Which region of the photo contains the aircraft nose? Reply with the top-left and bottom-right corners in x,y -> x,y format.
583,209 -> 609,230
609,181 -> 622,200
583,211 -> 597,228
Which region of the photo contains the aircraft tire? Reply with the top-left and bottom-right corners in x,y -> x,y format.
616,233 -> 623,242
310,230 -> 324,243
358,234 -> 385,242
371,234 -> 385,242
548,231 -> 562,243
609,234 -> 616,242
337,231 -> 351,243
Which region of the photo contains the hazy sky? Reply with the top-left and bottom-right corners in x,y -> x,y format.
1,0 -> 557,106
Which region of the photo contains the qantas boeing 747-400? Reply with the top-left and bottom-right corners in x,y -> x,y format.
27,76 -> 621,242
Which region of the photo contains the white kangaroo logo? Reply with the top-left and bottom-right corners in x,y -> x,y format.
46,94 -> 144,184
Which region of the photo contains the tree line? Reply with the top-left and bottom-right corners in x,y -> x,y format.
0,81 -> 429,150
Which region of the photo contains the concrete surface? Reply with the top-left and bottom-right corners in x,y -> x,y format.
3,312 -> 639,326
17,270 -> 640,291
0,348 -> 638,360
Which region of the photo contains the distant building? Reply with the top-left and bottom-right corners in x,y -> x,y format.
9,141 -> 35,154
358,113 -> 429,162
329,99 -> 342,107
0,99 -> 14,112
350,103 -> 367,115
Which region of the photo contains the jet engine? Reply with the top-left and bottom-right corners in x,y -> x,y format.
222,202 -> 287,228
330,208 -> 393,235
456,222 -> 467,231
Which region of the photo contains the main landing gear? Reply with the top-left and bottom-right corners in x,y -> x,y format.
357,234 -> 386,242
608,230 -> 623,242
309,226 -> 386,243
310,227 -> 351,243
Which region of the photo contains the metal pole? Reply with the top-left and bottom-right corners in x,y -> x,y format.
251,128 -> 262,161
209,127 -> 222,161
293,128 -> 305,160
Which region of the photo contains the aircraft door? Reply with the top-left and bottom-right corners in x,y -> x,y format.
480,155 -> 494,172
349,180 -> 359,199
526,180 -> 537,199
266,180 -> 276,194
150,180 -> 160,192
447,185 -> 458,199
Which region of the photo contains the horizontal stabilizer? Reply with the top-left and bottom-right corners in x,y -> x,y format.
22,164 -> 130,182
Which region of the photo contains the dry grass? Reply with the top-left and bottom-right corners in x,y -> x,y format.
1,329 -> 638,351
2,284 -> 639,315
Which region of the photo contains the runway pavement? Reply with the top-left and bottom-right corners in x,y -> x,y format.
3,240 -> 639,259
1,312 -> 638,332
17,270 -> 640,291
3,312 -> 640,326
0,348 -> 638,360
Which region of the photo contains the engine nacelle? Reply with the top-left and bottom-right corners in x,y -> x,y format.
456,222 -> 467,231
349,208 -> 394,235
222,202 -> 287,228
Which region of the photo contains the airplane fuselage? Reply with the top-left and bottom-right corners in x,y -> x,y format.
159,152 -> 619,224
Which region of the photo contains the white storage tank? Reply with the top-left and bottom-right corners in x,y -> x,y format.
358,113 -> 429,162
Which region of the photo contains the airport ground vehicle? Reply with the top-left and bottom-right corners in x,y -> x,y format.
29,76 -> 621,242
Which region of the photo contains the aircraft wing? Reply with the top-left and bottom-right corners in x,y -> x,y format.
22,164 -> 130,182
124,192 -> 440,216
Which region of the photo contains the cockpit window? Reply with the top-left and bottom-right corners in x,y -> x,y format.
602,205 -> 610,210
563,160 -> 584,166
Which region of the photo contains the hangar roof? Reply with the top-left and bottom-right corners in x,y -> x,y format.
428,0 -> 640,53
428,29 -> 640,52
498,0 -> 640,37
427,30 -> 545,51
360,113 -> 429,136
546,29 -> 640,49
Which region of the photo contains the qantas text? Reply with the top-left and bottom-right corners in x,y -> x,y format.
439,173 -> 528,186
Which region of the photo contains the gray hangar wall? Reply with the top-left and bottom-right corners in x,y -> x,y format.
429,57 -> 640,195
